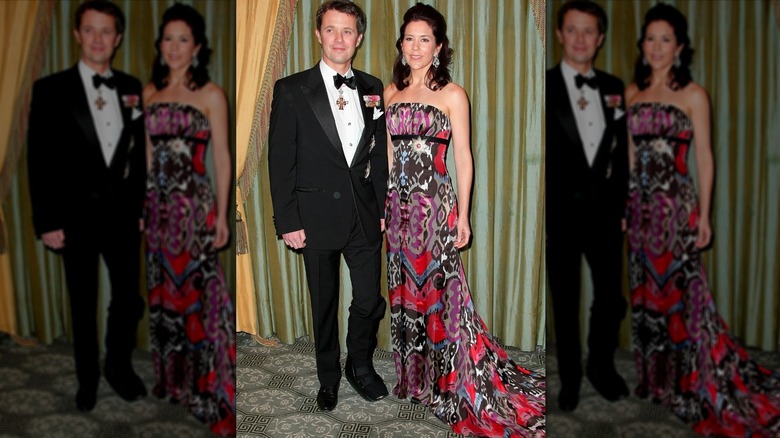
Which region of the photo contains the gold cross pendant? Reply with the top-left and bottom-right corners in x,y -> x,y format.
335,95 -> 348,110
577,95 -> 589,110
95,95 -> 106,110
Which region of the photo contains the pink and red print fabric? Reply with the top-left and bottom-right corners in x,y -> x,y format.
385,102 -> 545,437
145,102 -> 236,436
627,102 -> 780,437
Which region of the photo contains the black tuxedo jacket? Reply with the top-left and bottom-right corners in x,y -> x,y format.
546,64 -> 629,237
27,65 -> 146,237
268,64 -> 388,250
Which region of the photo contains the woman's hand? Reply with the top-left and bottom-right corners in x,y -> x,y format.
695,216 -> 712,249
214,216 -> 230,249
454,220 -> 471,249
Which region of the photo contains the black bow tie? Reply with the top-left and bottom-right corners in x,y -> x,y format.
92,74 -> 116,90
575,74 -> 598,90
333,73 -> 356,90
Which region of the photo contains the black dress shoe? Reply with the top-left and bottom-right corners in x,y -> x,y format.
410,397 -> 422,405
558,386 -> 579,412
76,385 -> 97,412
586,365 -> 629,402
345,358 -> 388,402
104,366 -> 147,401
317,385 -> 338,411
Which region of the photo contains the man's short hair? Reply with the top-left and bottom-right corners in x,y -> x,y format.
75,0 -> 125,34
557,0 -> 607,35
316,0 -> 367,36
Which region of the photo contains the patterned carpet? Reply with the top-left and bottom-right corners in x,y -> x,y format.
6,329 -> 775,437
546,343 -> 780,437
236,331 -> 545,437
0,333 -> 213,437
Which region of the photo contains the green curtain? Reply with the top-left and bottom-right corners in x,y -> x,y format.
4,0 -> 236,349
0,0 -> 55,336
243,0 -> 546,351
546,0 -> 780,351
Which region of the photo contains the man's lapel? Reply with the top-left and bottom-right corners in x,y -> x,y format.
109,73 -> 135,171
350,71 -> 376,168
115,75 -> 134,130
67,66 -> 103,156
303,66 -> 343,157
552,66 -> 589,166
597,71 -> 616,133
592,71 -> 617,171
552,66 -> 584,150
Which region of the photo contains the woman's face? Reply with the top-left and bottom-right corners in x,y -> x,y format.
160,20 -> 200,70
401,20 -> 442,70
642,20 -> 682,71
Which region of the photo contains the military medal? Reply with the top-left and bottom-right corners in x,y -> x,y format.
95,93 -> 106,110
577,94 -> 589,110
335,89 -> 348,110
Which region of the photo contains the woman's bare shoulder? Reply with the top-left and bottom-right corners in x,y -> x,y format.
142,83 -> 158,103
383,83 -> 398,104
625,82 -> 640,104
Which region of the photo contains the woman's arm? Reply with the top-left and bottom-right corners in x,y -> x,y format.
625,83 -> 639,172
142,83 -> 156,170
206,84 -> 232,249
447,85 -> 473,249
689,85 -> 714,248
383,85 -> 396,174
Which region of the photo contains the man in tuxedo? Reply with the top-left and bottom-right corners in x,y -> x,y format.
268,0 -> 388,412
546,0 -> 630,411
27,0 -> 147,412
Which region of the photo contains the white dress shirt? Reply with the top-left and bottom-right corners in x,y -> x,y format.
78,61 -> 123,166
319,61 -> 364,166
561,61 -> 605,167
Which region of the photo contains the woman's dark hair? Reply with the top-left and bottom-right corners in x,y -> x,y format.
152,3 -> 211,91
392,3 -> 454,92
633,3 -> 694,91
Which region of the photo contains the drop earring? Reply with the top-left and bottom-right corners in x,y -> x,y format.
432,53 -> 440,68
401,55 -> 407,66
673,54 -> 681,68
192,53 -> 199,68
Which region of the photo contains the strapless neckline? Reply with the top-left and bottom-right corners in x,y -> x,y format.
629,101 -> 690,121
387,102 -> 450,121
146,101 -> 209,126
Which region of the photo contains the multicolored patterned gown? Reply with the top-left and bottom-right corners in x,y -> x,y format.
145,102 -> 236,436
627,102 -> 780,437
385,102 -> 546,437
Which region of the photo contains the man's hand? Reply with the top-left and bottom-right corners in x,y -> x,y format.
380,219 -> 385,233
282,229 -> 307,249
42,229 -> 65,250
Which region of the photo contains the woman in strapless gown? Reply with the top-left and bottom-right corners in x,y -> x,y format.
626,4 -> 779,436
383,4 -> 545,437
143,4 -> 235,436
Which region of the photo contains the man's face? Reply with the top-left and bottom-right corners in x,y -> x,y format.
556,10 -> 604,70
315,9 -> 363,73
74,9 -> 122,72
